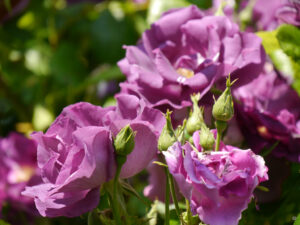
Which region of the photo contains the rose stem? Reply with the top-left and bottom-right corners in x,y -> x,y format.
164,167 -> 170,225
112,165 -> 122,225
215,120 -> 227,151
186,199 -> 192,225
168,171 -> 181,219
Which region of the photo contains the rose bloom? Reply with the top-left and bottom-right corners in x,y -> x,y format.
234,69 -> 300,162
213,0 -> 297,31
276,0 -> 300,27
23,94 -> 164,217
246,0 -> 285,31
118,5 -> 265,111
164,132 -> 268,225
0,132 -> 39,216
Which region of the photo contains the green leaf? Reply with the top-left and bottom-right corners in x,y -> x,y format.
294,214 -> 300,225
256,30 -> 280,55
270,49 -> 295,77
153,161 -> 168,168
120,180 -> 151,207
256,28 -> 295,78
277,25 -> 300,61
256,186 -> 269,192
186,0 -> 212,9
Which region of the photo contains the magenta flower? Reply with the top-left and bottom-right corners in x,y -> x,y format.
0,132 -> 39,215
118,5 -> 265,110
105,94 -> 165,178
164,137 -> 268,225
251,0 -> 285,30
23,94 -> 164,217
276,0 -> 300,27
234,70 -> 300,162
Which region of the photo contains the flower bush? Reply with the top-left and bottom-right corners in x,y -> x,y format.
1,1 -> 300,225
118,5 -> 265,110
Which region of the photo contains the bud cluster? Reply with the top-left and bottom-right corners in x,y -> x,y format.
157,75 -> 236,153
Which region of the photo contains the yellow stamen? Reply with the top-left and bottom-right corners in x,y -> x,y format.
8,165 -> 35,183
257,126 -> 270,138
176,68 -> 194,78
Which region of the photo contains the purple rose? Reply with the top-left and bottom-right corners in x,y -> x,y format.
234,70 -> 300,162
23,94 -> 164,217
247,0 -> 299,30
105,94 -> 165,178
118,5 -> 265,111
0,132 -> 39,215
164,137 -> 268,225
251,0 -> 285,30
213,0 -> 294,31
276,0 -> 300,27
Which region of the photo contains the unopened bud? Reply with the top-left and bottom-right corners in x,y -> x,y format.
212,76 -> 236,122
114,125 -> 135,157
182,212 -> 200,225
175,119 -> 187,145
186,93 -> 204,135
158,110 -> 177,151
199,125 -> 215,151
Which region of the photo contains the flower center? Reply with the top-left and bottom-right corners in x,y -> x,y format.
176,68 -> 194,79
257,126 -> 271,138
8,165 -> 35,184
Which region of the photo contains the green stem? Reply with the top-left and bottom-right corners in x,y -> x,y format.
168,171 -> 181,219
215,120 -> 227,151
186,199 -> 192,225
112,166 -> 122,225
164,167 -> 170,225
215,128 -> 222,151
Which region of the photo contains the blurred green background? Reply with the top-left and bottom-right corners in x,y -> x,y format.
0,0 -> 212,136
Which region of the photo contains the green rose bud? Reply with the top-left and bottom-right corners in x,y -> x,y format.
199,125 -> 215,151
114,125 -> 135,157
175,119 -> 187,145
212,75 -> 237,122
182,211 -> 200,225
186,93 -> 205,135
158,110 -> 177,151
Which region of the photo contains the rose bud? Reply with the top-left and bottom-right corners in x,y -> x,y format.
199,125 -> 215,151
213,76 -> 236,122
186,93 -> 205,135
158,110 -> 177,151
